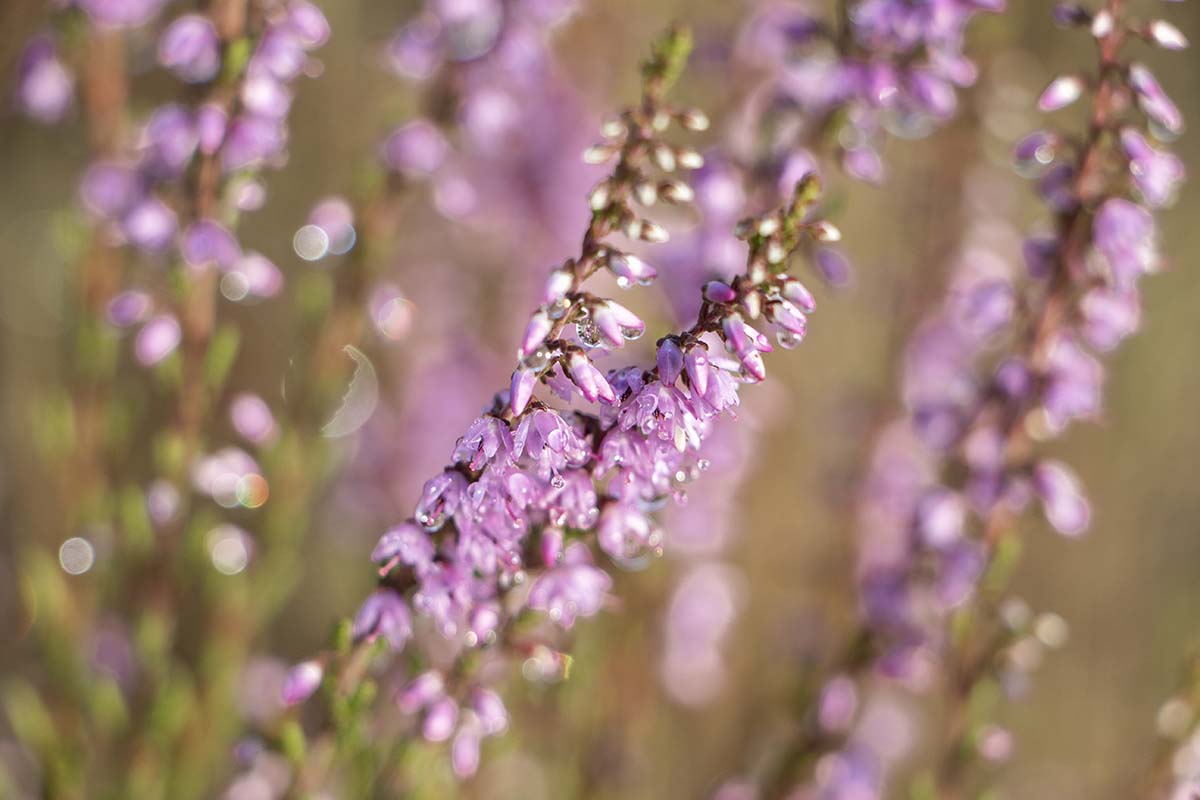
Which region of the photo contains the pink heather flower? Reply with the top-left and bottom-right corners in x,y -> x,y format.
422,697 -> 459,742
597,504 -> 658,562
1120,128 -> 1185,208
230,393 -> 277,445
183,219 -> 242,270
510,368 -> 536,416
371,522 -> 435,570
527,541 -> 612,627
158,14 -> 221,83
566,352 -> 616,404
106,291 -> 152,328
1033,461 -> 1091,536
396,671 -> 444,714
16,36 -> 73,124
281,660 -> 323,706
135,315 -> 182,366
382,119 -> 449,176
351,590 -> 413,651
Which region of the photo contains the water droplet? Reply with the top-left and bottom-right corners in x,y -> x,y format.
59,537 -> 95,575
522,347 -> 551,372
697,459 -> 711,471
293,224 -> 330,261
620,325 -> 644,341
777,330 -> 803,349
576,318 -> 601,348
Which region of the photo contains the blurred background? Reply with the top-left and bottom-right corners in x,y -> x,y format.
0,1 -> 1198,797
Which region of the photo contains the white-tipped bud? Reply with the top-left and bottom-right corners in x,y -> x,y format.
651,110 -> 670,132
676,148 -> 704,170
659,180 -> 694,204
589,182 -> 611,211
757,216 -> 781,237
765,239 -> 786,265
1090,10 -> 1114,39
679,108 -> 709,131
812,220 -> 842,242
600,117 -> 626,139
639,220 -> 669,243
1148,20 -> 1189,51
635,182 -> 658,207
652,144 -> 677,172
583,144 -> 616,165
1037,74 -> 1086,112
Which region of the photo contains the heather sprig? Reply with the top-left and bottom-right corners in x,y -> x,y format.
732,1 -> 1188,796
275,28 -> 838,786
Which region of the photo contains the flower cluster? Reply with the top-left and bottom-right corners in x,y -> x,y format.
282,30 -> 839,780
740,2 -> 1189,796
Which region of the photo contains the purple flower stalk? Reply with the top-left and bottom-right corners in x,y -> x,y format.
282,29 -> 838,784
739,2 -> 1190,796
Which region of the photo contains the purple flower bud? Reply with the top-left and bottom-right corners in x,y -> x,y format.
397,671 -> 444,713
781,279 -> 816,313
608,252 -> 657,286
220,114 -> 287,172
1022,237 -> 1059,279
704,281 -> 737,304
722,314 -> 751,358
281,660 -> 323,706
767,299 -> 808,336
382,119 -> 449,176
842,146 -> 885,184
241,74 -> 293,120
510,368 -> 536,416
567,352 -> 616,404
230,252 -> 284,299
1038,74 -> 1085,112
183,219 -> 241,270
540,528 -> 564,568
16,36 -> 73,124
307,196 -> 356,255
158,15 -> 221,83
916,489 -> 965,548
195,102 -> 228,154
1033,461 -> 1090,536
286,0 -> 331,48
451,719 -> 482,778
814,247 -> 852,288
422,697 -> 459,742
352,590 -> 413,651
818,675 -> 858,733
80,161 -> 140,219
521,310 -> 552,357
123,197 -> 178,252
230,393 -> 276,445
135,315 -> 181,366
684,346 -> 709,395
1128,63 -> 1184,135
472,689 -> 508,735
142,105 -> 199,178
1120,128 -> 1185,208
106,291 -> 152,328
657,338 -> 684,386
469,603 -> 500,645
